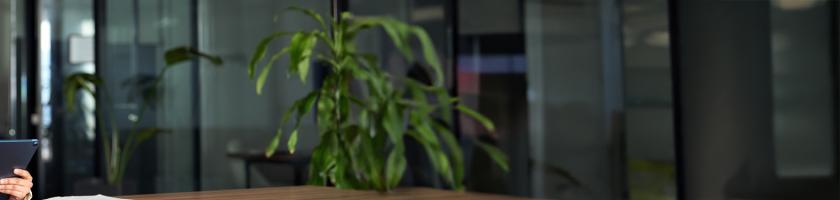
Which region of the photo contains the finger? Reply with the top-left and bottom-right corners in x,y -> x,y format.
0,186 -> 26,198
0,178 -> 25,185
0,178 -> 16,185
0,179 -> 32,192
9,178 -> 30,188
0,184 -> 28,192
0,184 -> 18,191
0,184 -> 14,190
11,189 -> 26,199
12,169 -> 31,181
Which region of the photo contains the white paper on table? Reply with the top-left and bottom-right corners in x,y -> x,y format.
45,195 -> 128,200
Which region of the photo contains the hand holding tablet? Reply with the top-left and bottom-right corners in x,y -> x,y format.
0,169 -> 32,200
0,140 -> 39,200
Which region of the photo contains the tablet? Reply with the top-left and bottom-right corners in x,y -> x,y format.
0,139 -> 38,200
0,139 -> 38,178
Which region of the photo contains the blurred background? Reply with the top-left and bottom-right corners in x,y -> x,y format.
1,0 -> 839,199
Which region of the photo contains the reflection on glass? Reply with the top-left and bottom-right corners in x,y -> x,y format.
525,0 -> 629,199
197,0 -> 327,190
0,0 -> 11,139
621,0 -> 676,200
457,0 -> 529,196
770,0 -> 834,177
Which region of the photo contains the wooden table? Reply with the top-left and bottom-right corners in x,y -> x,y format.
121,186 -> 528,200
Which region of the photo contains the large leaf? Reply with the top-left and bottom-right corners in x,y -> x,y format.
404,79 -> 430,106
164,46 -> 223,66
435,88 -> 453,123
408,130 -> 453,186
435,149 -> 454,184
413,118 -> 439,147
382,102 -> 403,144
435,123 -> 464,190
425,144 -> 454,185
287,129 -> 299,154
333,154 -> 364,189
256,47 -> 290,95
477,142 -> 510,172
63,80 -> 79,112
385,146 -> 406,189
265,129 -> 283,157
358,128 -> 383,189
268,91 -> 317,157
352,17 -> 414,62
377,18 -> 414,62
64,73 -> 101,112
345,15 -> 378,35
307,142 -> 331,185
412,27 -> 444,86
338,92 -> 351,123
278,91 -> 319,127
249,32 -> 291,78
298,92 -> 319,121
316,91 -> 335,131
456,105 -> 496,132
288,32 -> 318,83
358,110 -> 370,130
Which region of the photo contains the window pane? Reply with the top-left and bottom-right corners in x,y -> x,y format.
621,0 -> 677,199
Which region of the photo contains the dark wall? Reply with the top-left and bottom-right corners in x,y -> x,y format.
672,1 -> 838,199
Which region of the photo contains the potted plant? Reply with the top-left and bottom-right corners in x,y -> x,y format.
64,47 -> 222,194
248,7 -> 508,191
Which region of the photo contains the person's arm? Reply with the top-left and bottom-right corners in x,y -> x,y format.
0,169 -> 33,200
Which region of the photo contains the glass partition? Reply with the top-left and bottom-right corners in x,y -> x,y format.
33,0 -> 840,199
98,0 -> 331,192
46,0 -> 673,198
621,0 -> 677,199
196,0 -> 328,190
525,0 -> 624,199
0,0 -> 11,137
671,0 -> 839,199
770,0 -> 834,178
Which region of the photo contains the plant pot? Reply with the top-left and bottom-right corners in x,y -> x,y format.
72,177 -> 136,196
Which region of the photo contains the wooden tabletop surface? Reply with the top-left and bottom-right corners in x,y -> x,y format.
121,186 -> 529,200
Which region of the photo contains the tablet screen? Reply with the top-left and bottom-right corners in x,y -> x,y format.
0,139 -> 38,200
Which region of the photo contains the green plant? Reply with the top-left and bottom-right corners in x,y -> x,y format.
249,8 -> 508,191
64,47 -> 222,186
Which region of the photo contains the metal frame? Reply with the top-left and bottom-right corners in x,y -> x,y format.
92,0 -> 105,182
666,0 -> 686,199
189,0 -> 202,191
831,0 -> 840,196
20,0 -> 40,197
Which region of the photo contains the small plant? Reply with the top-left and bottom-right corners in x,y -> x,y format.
249,7 -> 508,191
64,47 -> 222,186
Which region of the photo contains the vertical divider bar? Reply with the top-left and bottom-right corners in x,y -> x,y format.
25,0 -> 41,197
92,0 -> 104,182
830,0 -> 840,195
595,0 -> 628,198
190,0 -> 202,191
665,0 -> 686,199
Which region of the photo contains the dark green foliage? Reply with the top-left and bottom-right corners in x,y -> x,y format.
250,9 -> 508,191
